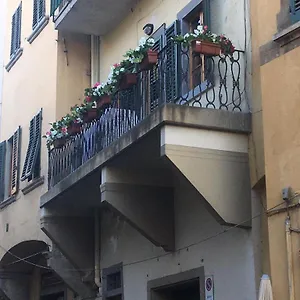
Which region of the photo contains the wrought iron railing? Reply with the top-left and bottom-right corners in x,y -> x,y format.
48,45 -> 247,189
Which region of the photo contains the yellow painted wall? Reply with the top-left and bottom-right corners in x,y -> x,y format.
0,0 -> 90,272
251,0 -> 300,298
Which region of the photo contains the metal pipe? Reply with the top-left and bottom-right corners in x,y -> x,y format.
95,210 -> 101,289
285,217 -> 295,300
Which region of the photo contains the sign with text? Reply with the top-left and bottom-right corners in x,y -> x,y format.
205,276 -> 214,300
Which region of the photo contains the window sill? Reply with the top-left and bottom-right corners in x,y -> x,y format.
0,196 -> 16,210
22,176 -> 44,195
273,20 -> 300,43
5,48 -> 23,72
27,16 -> 49,44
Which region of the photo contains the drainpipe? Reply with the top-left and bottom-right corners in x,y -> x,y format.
95,210 -> 101,291
91,35 -> 100,85
285,217 -> 295,300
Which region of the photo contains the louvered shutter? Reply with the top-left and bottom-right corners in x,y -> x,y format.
0,142 -> 6,202
21,110 -> 42,181
10,127 -> 21,195
165,20 -> 180,103
33,0 -> 38,28
291,0 -> 300,23
203,0 -> 211,29
38,0 -> 45,21
10,13 -> 17,57
15,4 -> 22,52
149,25 -> 165,111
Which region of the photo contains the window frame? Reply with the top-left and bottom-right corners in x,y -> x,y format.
102,263 -> 123,300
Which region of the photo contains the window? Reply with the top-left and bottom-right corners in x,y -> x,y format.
21,110 -> 42,182
0,127 -> 21,202
10,3 -> 22,58
33,0 -> 45,29
177,0 -> 211,95
103,263 -> 123,300
290,0 -> 300,23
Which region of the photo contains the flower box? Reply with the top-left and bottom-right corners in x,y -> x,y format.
67,122 -> 81,136
83,108 -> 98,123
191,40 -> 221,56
97,94 -> 111,109
119,73 -> 137,90
139,50 -> 158,71
53,137 -> 66,149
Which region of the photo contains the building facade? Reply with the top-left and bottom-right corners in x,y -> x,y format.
251,0 -> 300,299
1,0 -> 291,299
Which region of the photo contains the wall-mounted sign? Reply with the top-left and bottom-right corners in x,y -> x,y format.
205,276 -> 214,300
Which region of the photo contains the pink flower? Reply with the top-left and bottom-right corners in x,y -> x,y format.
93,82 -> 100,88
86,96 -> 92,103
61,127 -> 67,134
46,131 -> 51,136
113,63 -> 120,68
204,25 -> 208,31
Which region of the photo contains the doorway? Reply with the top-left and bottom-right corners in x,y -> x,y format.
148,267 -> 205,300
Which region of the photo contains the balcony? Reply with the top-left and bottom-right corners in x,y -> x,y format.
47,48 -> 247,189
50,0 -> 137,35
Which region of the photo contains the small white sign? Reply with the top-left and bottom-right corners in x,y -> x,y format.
205,276 -> 214,300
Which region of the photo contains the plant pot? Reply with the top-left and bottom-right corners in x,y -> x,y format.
119,73 -> 137,90
83,108 -> 98,123
139,50 -> 158,71
53,137 -> 66,149
191,40 -> 221,56
67,122 -> 81,136
97,94 -> 111,109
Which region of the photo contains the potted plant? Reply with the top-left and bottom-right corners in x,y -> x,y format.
80,101 -> 98,123
108,60 -> 137,90
92,82 -> 114,109
63,112 -> 82,136
172,23 -> 235,56
43,120 -> 68,149
124,37 -> 157,71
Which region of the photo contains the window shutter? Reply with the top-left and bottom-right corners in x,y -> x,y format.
10,13 -> 17,56
33,0 -> 45,29
38,0 -> 45,21
33,0 -> 38,28
0,142 -> 6,202
291,0 -> 300,23
203,0 -> 211,29
16,4 -> 22,52
149,26 -> 165,111
165,20 -> 180,103
21,110 -> 42,181
10,127 -> 21,195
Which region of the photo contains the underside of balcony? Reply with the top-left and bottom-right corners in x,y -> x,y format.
52,0 -> 137,35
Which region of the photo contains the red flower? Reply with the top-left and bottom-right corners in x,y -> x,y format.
86,96 -> 92,103
93,82 -> 100,88
113,63 -> 120,68
61,127 -> 67,134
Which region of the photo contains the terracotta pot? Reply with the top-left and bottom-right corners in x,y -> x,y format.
53,137 -> 66,149
67,122 -> 81,136
83,108 -> 98,123
97,94 -> 111,109
191,40 -> 221,56
139,50 -> 158,71
119,73 -> 137,90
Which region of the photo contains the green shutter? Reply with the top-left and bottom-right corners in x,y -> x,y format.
149,26 -> 165,110
203,0 -> 211,29
33,0 -> 38,28
33,0 -> 45,29
21,110 -> 42,181
10,3 -> 22,57
291,0 -> 300,23
11,127 -> 21,195
0,142 -> 6,202
165,20 -> 180,103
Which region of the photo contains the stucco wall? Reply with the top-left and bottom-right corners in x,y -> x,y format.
101,182 -> 257,300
